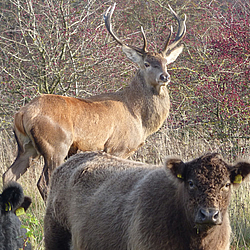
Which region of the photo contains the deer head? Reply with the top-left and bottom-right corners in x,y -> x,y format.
104,3 -> 186,92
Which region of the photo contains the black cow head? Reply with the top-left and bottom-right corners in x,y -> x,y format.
165,153 -> 250,231
0,182 -> 25,216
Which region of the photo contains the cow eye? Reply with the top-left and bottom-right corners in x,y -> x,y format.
188,180 -> 195,189
222,182 -> 231,191
144,62 -> 150,68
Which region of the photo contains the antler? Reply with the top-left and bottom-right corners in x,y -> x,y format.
104,3 -> 148,55
162,5 -> 186,55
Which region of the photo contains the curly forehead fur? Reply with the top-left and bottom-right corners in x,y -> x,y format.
186,153 -> 230,185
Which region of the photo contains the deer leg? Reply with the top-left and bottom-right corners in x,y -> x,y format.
32,124 -> 73,200
37,164 -> 50,201
37,156 -> 65,201
3,141 -> 38,184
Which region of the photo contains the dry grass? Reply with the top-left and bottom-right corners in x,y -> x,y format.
0,124 -> 249,249
230,183 -> 250,249
0,129 -> 45,248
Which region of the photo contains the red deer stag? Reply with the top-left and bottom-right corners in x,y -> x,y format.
3,4 -> 186,200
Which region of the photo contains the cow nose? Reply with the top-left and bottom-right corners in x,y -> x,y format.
159,73 -> 170,82
196,208 -> 222,225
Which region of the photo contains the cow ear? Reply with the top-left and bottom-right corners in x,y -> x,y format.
14,196 -> 32,216
230,161 -> 250,185
1,182 -> 24,212
165,157 -> 185,181
21,196 -> 32,212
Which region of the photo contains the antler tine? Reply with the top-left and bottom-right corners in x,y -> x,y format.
140,26 -> 148,53
104,3 -> 147,55
104,3 -> 124,46
162,26 -> 173,53
163,5 -> 186,54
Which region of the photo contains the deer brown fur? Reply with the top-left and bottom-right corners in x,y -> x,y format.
3,4 -> 186,200
44,152 -> 250,250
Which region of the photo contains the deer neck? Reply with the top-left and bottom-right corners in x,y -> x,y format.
126,70 -> 170,137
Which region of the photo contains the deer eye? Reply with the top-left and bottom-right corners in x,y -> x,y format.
144,62 -> 150,68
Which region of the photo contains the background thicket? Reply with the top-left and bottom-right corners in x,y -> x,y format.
0,0 -> 249,249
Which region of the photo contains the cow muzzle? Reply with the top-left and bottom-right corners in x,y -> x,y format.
195,207 -> 222,225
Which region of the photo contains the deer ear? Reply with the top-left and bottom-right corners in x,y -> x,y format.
122,45 -> 143,65
165,45 -> 184,64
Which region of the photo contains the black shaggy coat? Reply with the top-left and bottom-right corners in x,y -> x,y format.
0,182 -> 31,250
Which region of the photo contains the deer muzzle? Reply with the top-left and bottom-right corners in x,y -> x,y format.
159,73 -> 170,85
